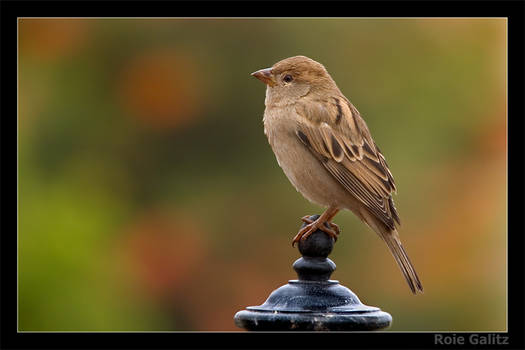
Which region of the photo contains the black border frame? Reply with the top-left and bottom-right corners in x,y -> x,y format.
2,1 -> 523,349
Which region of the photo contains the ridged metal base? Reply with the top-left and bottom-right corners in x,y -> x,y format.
234,279 -> 392,331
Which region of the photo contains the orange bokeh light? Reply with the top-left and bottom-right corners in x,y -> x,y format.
19,19 -> 90,61
120,210 -> 207,300
117,49 -> 204,129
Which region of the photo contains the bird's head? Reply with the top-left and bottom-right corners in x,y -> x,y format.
251,56 -> 338,106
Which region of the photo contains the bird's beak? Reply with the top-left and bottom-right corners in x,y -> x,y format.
251,68 -> 276,87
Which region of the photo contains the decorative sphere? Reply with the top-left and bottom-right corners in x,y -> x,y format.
297,215 -> 335,258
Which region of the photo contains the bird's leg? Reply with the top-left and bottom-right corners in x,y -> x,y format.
292,207 -> 340,246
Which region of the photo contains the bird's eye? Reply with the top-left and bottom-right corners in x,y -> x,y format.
283,74 -> 293,83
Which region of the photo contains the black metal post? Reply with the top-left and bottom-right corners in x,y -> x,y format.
234,214 -> 392,331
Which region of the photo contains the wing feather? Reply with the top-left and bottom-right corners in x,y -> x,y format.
295,97 -> 399,229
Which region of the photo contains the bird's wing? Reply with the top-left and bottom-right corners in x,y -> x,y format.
295,96 -> 400,230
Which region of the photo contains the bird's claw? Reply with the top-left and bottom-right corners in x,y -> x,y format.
301,215 -> 340,236
293,216 -> 339,247
301,215 -> 314,224
328,222 -> 340,235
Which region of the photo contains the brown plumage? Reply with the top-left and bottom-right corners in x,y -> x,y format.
252,55 -> 423,294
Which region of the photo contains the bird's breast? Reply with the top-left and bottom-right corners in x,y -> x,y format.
263,106 -> 347,208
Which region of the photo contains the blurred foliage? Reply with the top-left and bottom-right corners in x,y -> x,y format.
18,18 -> 506,331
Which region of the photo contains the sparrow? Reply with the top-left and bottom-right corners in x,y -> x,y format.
251,56 -> 423,294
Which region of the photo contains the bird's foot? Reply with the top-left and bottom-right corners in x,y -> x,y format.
301,215 -> 340,235
293,216 -> 339,247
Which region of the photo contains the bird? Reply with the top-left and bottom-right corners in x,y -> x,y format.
251,55 -> 423,294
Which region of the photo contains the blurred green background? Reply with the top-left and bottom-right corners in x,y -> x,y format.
18,18 -> 506,331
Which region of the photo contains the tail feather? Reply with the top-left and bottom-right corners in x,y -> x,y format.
358,208 -> 423,294
381,230 -> 423,294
